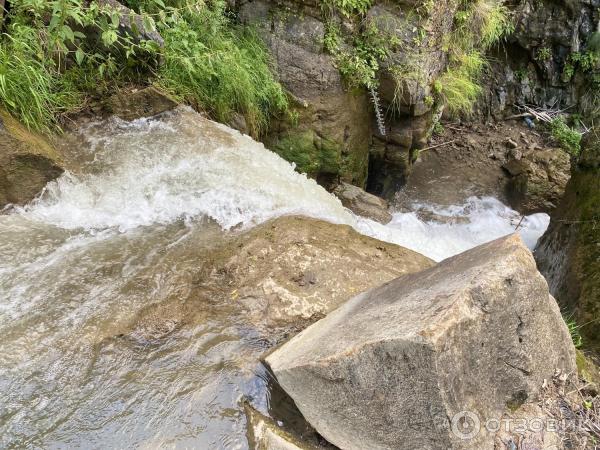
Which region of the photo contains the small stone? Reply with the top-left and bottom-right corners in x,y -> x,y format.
508,147 -> 523,161
506,138 -> 519,149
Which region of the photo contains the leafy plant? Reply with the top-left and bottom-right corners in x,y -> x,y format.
326,21 -> 397,89
535,46 -> 552,62
0,0 -> 289,136
549,118 -> 582,156
566,316 -> 584,349
157,1 -> 288,136
325,0 -> 373,17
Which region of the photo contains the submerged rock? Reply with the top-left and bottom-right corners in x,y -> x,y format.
266,234 -> 575,450
244,403 -> 319,450
117,214 -> 432,342
536,127 -> 600,352
332,182 -> 392,224
104,86 -> 178,121
0,110 -> 64,208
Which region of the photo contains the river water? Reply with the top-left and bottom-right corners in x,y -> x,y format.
0,107 -> 549,448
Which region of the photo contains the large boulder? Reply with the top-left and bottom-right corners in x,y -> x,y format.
536,127 -> 600,352
119,215 -> 433,343
266,234 -> 576,450
503,146 -> 571,214
201,215 -> 433,330
0,110 -> 64,208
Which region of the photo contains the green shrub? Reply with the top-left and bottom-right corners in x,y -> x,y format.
0,0 -> 288,135
549,118 -> 582,156
325,0 -> 373,17
325,20 -> 398,89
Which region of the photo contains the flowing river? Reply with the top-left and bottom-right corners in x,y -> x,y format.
0,107 -> 550,448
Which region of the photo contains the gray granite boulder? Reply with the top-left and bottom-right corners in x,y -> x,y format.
266,234 -> 576,450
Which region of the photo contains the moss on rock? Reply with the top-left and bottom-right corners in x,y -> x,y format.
269,129 -> 347,179
536,127 -> 600,353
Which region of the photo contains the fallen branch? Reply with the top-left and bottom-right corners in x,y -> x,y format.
419,140 -> 457,152
505,113 -> 534,121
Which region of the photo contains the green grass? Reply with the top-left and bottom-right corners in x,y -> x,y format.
437,52 -> 485,115
0,25 -> 80,132
437,0 -> 513,116
0,0 -> 288,135
549,118 -> 582,156
157,4 -> 288,136
476,1 -> 514,50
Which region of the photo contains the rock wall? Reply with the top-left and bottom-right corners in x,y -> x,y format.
230,0 -> 459,195
234,0 -> 371,188
479,0 -> 600,119
535,127 -> 600,352
231,0 -> 597,198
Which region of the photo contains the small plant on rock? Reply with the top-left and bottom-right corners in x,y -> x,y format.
549,118 -> 582,156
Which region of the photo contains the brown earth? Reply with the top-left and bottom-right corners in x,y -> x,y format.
394,120 -> 571,214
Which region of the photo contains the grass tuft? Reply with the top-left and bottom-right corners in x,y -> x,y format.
549,118 -> 582,156
157,3 -> 288,136
0,25 -> 79,132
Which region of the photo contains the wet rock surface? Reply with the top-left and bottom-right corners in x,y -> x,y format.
117,215 -> 433,345
103,86 -> 178,121
266,234 -> 576,450
0,110 -> 64,209
332,182 -> 392,224
199,215 -> 433,330
245,402 -> 326,450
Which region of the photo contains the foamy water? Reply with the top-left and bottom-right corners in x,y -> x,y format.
12,107 -> 548,261
356,197 -> 549,262
0,106 -> 550,448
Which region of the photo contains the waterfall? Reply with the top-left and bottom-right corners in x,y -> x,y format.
0,106 -> 549,448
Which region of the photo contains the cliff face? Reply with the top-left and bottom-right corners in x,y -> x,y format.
536,127 -> 600,352
234,1 -> 371,188
231,0 -> 598,196
479,0 -> 600,119
231,0 -> 460,194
